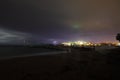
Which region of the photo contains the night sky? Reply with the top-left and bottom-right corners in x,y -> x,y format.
0,0 -> 120,44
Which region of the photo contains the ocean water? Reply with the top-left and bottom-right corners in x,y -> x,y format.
0,47 -> 66,59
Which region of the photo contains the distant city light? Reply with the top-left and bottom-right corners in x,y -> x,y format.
62,41 -> 93,46
62,41 -> 119,47
62,42 -> 72,46
117,43 -> 120,46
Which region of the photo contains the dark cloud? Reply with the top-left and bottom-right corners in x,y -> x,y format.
0,0 -> 120,43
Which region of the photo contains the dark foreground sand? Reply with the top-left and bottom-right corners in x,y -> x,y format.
0,49 -> 120,80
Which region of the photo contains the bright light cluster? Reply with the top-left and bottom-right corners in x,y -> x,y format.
62,41 -> 93,46
117,43 -> 120,46
62,42 -> 72,46
62,41 -> 120,47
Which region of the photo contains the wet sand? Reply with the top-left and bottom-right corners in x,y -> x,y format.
0,48 -> 120,80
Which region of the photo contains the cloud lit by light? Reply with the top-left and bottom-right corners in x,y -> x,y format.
0,28 -> 30,44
